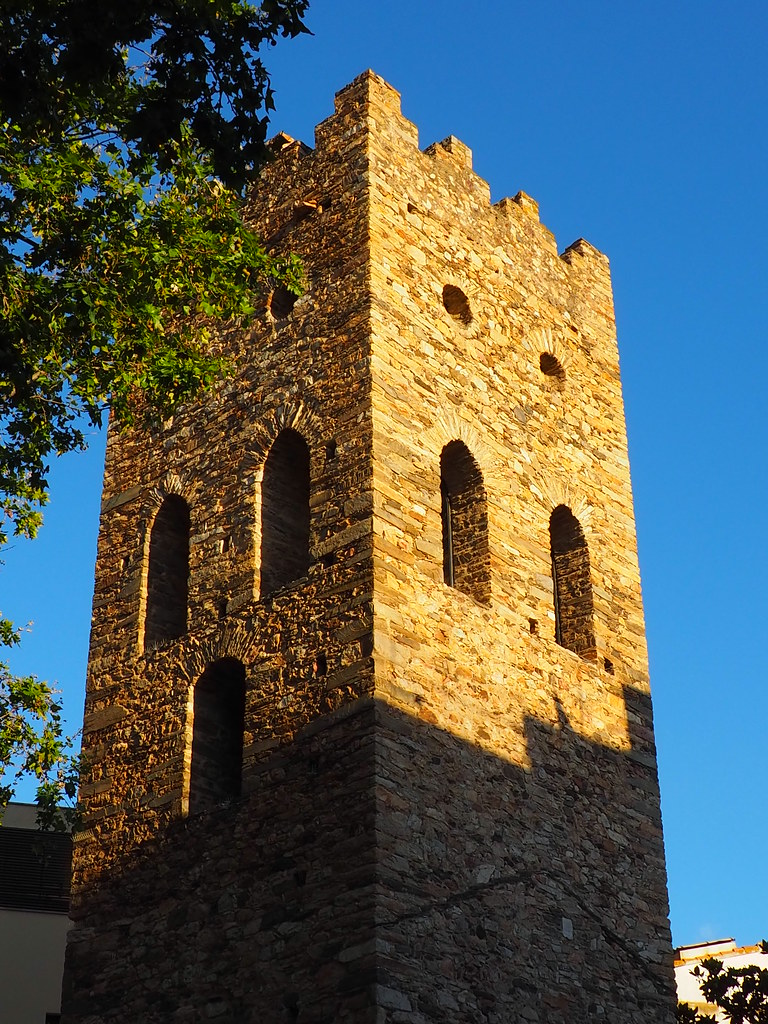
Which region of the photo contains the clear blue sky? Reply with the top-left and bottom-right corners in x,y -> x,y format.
2,0 -> 766,949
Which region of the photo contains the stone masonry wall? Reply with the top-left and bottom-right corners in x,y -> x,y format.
362,73 -> 676,1021
64,79 -> 383,1024
62,72 -> 676,1024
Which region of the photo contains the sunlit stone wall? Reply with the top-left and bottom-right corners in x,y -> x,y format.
62,72 -> 676,1024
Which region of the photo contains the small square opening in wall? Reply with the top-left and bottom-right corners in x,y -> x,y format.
529,618 -> 539,635
325,439 -> 338,461
292,199 -> 318,226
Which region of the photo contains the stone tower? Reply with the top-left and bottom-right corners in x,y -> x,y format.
62,72 -> 676,1023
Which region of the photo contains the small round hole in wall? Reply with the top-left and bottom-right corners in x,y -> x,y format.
269,285 -> 298,320
442,284 -> 473,325
539,352 -> 566,383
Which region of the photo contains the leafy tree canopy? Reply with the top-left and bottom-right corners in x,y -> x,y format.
0,0 -> 308,819
0,625 -> 78,829
1,0 -> 308,538
2,0 -> 309,187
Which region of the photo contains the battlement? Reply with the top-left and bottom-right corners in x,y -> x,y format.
259,70 -> 609,278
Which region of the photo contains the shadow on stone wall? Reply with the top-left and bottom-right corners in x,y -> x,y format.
369,685 -> 674,1022
62,687 -> 676,1024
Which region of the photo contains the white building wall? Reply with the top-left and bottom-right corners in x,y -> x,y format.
0,907 -> 71,1023
0,804 -> 72,1024
675,938 -> 768,1021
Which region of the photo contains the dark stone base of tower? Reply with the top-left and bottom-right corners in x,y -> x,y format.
62,73 -> 677,1023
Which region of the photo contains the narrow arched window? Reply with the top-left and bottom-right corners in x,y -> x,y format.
260,429 -> 311,596
189,658 -> 246,815
549,505 -> 596,660
440,441 -> 490,604
144,495 -> 189,649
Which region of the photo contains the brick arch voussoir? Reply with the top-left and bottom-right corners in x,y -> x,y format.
137,470 -> 198,562
145,470 -> 199,516
181,622 -> 259,683
421,412 -> 499,489
246,399 -> 327,472
529,475 -> 594,537
528,326 -> 571,372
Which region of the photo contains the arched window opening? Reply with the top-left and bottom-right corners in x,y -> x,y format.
144,495 -> 189,649
189,658 -> 246,815
549,505 -> 596,660
440,441 -> 490,604
260,429 -> 311,596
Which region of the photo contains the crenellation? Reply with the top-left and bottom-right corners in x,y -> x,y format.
431,134 -> 473,169
511,189 -> 540,219
561,234 -> 610,267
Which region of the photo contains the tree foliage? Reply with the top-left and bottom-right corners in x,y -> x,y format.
1,0 -> 308,539
2,0 -> 309,188
678,944 -> 768,1024
0,623 -> 79,828
0,0 -> 309,817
